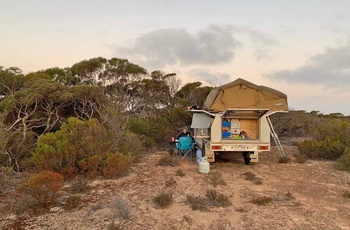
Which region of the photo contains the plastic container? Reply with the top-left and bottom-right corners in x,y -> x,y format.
196,149 -> 202,163
199,157 -> 210,174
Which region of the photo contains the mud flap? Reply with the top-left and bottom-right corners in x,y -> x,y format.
250,152 -> 259,163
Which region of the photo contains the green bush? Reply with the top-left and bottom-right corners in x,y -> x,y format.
33,118 -> 131,178
298,119 -> 350,160
334,147 -> 350,172
17,170 -> 64,208
298,138 -> 345,160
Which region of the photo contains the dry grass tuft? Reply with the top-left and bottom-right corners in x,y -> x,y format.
157,155 -> 179,167
153,191 -> 173,208
165,177 -> 177,187
278,156 -> 291,163
208,171 -> 226,187
243,171 -> 263,185
342,190 -> 350,199
251,195 -> 272,205
64,195 -> 81,210
110,196 -> 131,219
186,189 -> 231,211
69,176 -> 90,194
175,169 -> 185,177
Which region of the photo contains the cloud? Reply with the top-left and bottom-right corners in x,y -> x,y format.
113,25 -> 241,69
267,39 -> 350,88
188,68 -> 230,86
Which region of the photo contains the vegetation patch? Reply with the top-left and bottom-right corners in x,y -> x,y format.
17,170 -> 64,209
244,171 -> 263,185
153,191 -> 173,208
294,154 -> 308,163
342,190 -> 350,199
64,195 -> 81,210
110,196 -> 131,219
278,156 -> 291,163
175,169 -> 185,177
334,147 -> 350,172
186,189 -> 231,211
207,171 -> 226,187
156,155 -> 178,167
165,177 -> 177,187
250,195 -> 273,206
69,176 -> 90,194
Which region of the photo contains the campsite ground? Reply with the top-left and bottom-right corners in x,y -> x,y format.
1,141 -> 350,230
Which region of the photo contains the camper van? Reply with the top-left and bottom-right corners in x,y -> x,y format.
190,78 -> 288,164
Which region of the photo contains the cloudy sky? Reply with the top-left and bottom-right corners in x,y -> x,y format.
1,0 -> 350,115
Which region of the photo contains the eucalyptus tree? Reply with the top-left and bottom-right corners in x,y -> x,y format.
0,67 -> 25,98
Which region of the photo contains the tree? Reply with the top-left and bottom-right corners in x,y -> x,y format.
0,67 -> 25,98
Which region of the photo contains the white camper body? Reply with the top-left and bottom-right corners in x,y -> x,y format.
191,108 -> 274,164
190,78 -> 288,164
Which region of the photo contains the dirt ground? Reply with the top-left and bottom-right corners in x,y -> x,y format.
1,144 -> 350,230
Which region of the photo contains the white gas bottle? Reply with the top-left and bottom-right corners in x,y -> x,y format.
199,157 -> 210,174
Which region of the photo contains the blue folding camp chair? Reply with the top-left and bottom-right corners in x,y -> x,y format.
177,137 -> 194,161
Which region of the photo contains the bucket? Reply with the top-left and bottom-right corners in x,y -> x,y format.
199,157 -> 210,174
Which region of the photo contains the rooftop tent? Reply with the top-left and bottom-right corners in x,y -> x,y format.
203,78 -> 288,112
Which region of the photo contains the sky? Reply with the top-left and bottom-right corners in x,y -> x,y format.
1,0 -> 350,115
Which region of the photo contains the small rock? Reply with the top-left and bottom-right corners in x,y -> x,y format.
50,207 -> 62,213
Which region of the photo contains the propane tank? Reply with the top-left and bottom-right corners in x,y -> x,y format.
199,157 -> 210,174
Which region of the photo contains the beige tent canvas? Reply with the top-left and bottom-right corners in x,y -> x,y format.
203,78 -> 288,112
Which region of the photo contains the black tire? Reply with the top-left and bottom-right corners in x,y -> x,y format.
243,152 -> 251,165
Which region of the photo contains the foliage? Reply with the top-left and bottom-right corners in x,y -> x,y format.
175,169 -> 185,177
298,119 -> 350,160
110,196 -> 131,219
32,117 -> 130,177
207,171 -> 226,187
334,147 -> 350,172
153,191 -> 173,208
278,156 -> 291,163
270,110 -> 322,137
64,195 -> 81,210
0,129 -> 36,172
250,195 -> 272,206
243,171 -> 263,185
186,189 -> 231,211
69,176 -> 90,193
17,170 -> 64,208
156,155 -> 179,167
298,137 -> 345,160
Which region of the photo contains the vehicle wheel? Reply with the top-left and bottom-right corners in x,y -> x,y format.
243,152 -> 251,165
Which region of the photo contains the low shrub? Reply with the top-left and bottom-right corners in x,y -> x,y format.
17,170 -> 64,208
175,169 -> 185,177
278,156 -> 291,163
103,153 -> 130,178
153,191 -> 173,208
64,195 -> 81,210
342,190 -> 350,199
334,147 -> 350,172
186,189 -> 231,211
250,195 -> 272,206
110,196 -> 131,219
165,177 -> 177,187
298,138 -> 345,160
208,171 -> 226,187
294,154 -> 308,163
69,176 -> 90,194
156,155 -> 178,167
243,171 -> 263,185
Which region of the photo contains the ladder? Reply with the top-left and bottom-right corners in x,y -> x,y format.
266,116 -> 286,158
